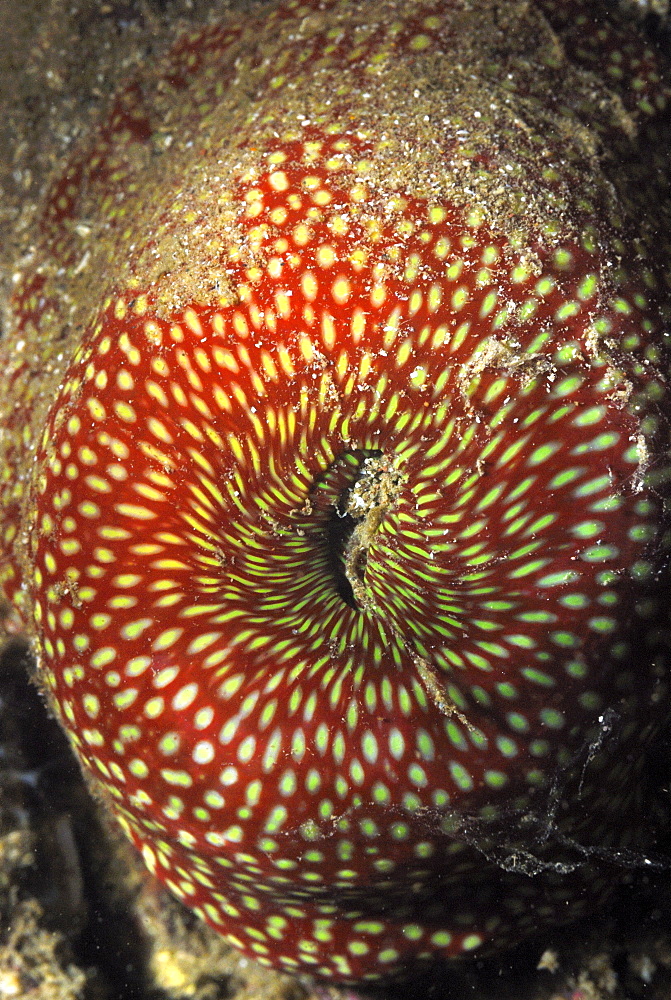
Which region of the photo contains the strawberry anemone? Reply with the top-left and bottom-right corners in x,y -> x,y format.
1,0 -> 671,986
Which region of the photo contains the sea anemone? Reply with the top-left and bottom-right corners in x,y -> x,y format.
1,0 -> 670,986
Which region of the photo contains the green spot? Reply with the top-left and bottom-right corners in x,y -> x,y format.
517,610 -> 555,623
350,759 -> 365,785
449,762 -> 473,791
362,731 -> 378,764
538,569 -> 579,587
129,758 -> 148,778
389,728 -> 405,759
551,630 -> 579,648
573,475 -> 610,499
160,768 -> 192,788
315,723 -> 329,754
554,248 -> 572,269
445,722 -> 468,751
540,708 -> 565,729
555,301 -> 580,322
508,558 -> 549,579
408,763 -> 427,787
535,276 -> 555,296
414,841 -> 435,858
335,776 -> 349,798
430,931 -> 452,947
507,634 -> 535,649
589,616 -> 616,633
573,431 -> 620,454
480,291 -> 498,318
496,736 -> 518,758
265,805 -> 288,833
631,560 -> 653,581
560,593 -> 589,609
390,823 -> 410,840
581,543 -> 619,562
579,691 -> 602,710
416,729 -> 435,761
548,467 -> 584,489
578,274 -> 597,300
571,520 -> 604,539
507,712 -> 529,732
90,647 -> 116,668
279,770 -> 297,796
573,406 -> 606,428
158,732 -> 180,755
378,948 -> 400,963
590,495 -> 623,513
612,296 -> 633,315
372,782 -> 391,804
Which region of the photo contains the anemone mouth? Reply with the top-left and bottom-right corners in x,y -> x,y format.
308,449 -> 405,612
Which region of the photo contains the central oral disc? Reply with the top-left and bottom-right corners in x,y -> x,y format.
340,452 -> 405,612
306,449 -> 404,612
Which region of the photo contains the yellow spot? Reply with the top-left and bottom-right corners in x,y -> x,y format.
144,697 -> 165,719
312,188 -> 332,206
144,321 -> 162,344
322,313 -> 336,351
116,370 -> 134,392
90,647 -> 116,668
125,656 -> 151,677
114,401 -> 137,424
121,618 -> 153,641
87,398 -> 106,421
317,245 -> 336,268
261,351 -> 278,381
79,501 -> 100,519
85,475 -> 111,493
408,290 -> 422,316
410,33 -> 431,50
275,292 -> 292,318
336,350 -> 349,383
115,503 -> 157,520
269,170 -> 289,191
277,344 -> 295,377
301,272 -> 319,301
329,215 -> 349,236
161,769 -> 193,788
332,277 -> 351,305
299,335 -> 315,363
350,308 -> 366,343
146,381 -> 170,408
212,346 -> 239,373
293,223 -> 310,246
153,628 -> 183,652
370,284 -> 386,308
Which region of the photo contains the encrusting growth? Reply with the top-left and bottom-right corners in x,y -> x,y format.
1,0 -> 670,986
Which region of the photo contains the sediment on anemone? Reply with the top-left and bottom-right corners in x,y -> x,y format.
0,0 -> 671,987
